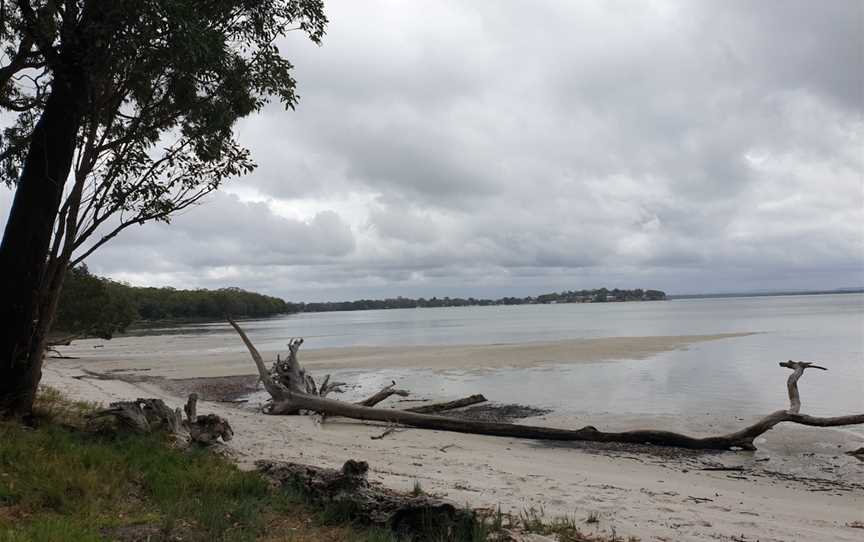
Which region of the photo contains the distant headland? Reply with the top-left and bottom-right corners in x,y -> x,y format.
296,288 -> 666,313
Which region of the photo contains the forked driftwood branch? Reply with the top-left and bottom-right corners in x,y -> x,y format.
228,318 -> 863,451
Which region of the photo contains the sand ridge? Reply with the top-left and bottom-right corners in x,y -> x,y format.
59,332 -> 756,379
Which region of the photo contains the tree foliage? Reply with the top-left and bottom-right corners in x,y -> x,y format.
53,265 -> 137,340
129,286 -> 291,321
0,0 -> 327,416
2,0 -> 327,267
54,267 -> 294,336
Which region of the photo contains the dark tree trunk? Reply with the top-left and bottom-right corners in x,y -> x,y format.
0,72 -> 86,418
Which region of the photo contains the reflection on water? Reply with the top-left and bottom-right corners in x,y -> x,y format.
105,294 -> 864,419
244,332 -> 863,427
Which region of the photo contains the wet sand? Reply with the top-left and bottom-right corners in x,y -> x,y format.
59,332 -> 756,378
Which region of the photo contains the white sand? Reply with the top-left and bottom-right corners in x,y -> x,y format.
42,339 -> 864,542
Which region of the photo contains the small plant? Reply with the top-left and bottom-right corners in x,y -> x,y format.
491,506 -> 504,532
411,479 -> 424,497
514,506 -> 630,542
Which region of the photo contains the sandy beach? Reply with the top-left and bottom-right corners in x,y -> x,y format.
43,332 -> 864,542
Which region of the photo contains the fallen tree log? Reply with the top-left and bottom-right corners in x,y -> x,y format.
228,319 -> 863,451
257,459 -> 470,537
270,390 -> 830,451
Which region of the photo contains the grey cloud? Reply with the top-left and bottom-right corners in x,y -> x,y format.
81,192 -> 355,275
1,0 -> 861,300
367,202 -> 439,243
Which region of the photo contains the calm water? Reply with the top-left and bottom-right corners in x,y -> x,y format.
127,294 -> 864,419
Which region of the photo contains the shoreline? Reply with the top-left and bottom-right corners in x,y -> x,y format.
42,352 -> 864,542
56,332 -> 756,379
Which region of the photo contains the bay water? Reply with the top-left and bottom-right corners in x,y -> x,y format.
124,294 -> 863,420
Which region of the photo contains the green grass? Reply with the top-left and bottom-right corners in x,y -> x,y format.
1,421 -> 270,541
0,388 -> 393,542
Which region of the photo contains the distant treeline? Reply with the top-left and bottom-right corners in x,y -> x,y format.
53,266 -> 290,339
296,288 -> 666,313
132,285 -> 289,320
53,266 -> 665,340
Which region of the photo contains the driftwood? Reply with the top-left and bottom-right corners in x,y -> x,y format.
371,426 -> 398,440
46,333 -> 83,347
91,394 -> 233,448
228,317 -> 483,414
356,383 -> 486,413
229,319 -> 863,451
700,465 -> 747,472
257,459 -> 469,537
779,360 -> 825,413
405,394 -> 487,414
227,319 -> 346,415
46,345 -> 78,359
357,381 -> 410,407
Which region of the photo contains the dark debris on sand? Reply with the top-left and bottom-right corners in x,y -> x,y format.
156,375 -> 260,403
442,403 -> 552,423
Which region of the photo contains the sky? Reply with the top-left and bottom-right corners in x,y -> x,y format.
1,0 -> 863,301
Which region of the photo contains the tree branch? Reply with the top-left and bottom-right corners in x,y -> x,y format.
779,360 -> 827,413
227,316 -> 285,400
0,34 -> 35,87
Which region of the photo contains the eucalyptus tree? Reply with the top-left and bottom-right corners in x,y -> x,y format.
0,0 -> 326,417
52,265 -> 137,343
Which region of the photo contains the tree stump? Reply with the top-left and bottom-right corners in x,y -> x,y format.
257,459 -> 470,537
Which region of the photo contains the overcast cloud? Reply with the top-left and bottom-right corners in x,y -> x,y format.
1,0 -> 862,301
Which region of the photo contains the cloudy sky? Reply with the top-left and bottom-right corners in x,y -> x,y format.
2,0 -> 863,301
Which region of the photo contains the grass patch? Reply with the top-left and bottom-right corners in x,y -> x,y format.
511,507 -> 638,542
2,419 -> 276,541
0,388 -> 392,542
31,385 -> 100,427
